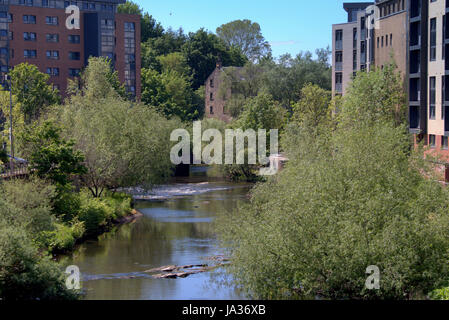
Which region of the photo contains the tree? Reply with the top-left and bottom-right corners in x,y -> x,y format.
264,50 -> 332,108
117,1 -> 164,42
216,19 -> 271,62
10,63 -> 60,123
17,120 -> 86,187
291,84 -> 332,130
67,57 -> 127,100
61,58 -> 182,197
141,68 -> 203,121
217,67 -> 449,300
182,29 -> 247,89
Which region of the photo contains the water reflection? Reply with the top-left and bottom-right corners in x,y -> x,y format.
63,173 -> 251,300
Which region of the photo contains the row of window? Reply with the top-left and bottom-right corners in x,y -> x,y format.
429,134 -> 449,150
377,34 -> 393,48
14,0 -> 115,12
23,15 -> 59,25
22,32 -> 80,43
378,0 -> 406,18
23,49 -> 80,60
45,67 -> 80,76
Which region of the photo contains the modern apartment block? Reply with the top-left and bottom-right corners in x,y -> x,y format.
0,0 -> 140,97
408,0 -> 449,179
332,1 -> 408,96
332,2 -> 374,96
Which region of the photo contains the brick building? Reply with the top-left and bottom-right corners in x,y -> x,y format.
0,0 -> 140,97
204,62 -> 242,123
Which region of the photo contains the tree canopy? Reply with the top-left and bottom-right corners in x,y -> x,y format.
216,19 -> 271,62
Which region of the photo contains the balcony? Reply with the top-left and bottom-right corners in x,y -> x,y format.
335,83 -> 342,93
410,105 -> 420,133
335,62 -> 342,72
410,50 -> 421,75
335,40 -> 342,51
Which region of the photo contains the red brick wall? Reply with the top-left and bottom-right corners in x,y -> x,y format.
9,5 -> 84,94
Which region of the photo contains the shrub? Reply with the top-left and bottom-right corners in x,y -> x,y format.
78,193 -> 111,236
40,220 -> 85,253
0,221 -> 78,300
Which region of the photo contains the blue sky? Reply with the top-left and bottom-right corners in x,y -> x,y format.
134,0 -> 366,58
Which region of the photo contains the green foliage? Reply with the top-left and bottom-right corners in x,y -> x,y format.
216,19 -> 271,62
291,84 -> 332,130
17,120 -> 86,187
264,50 -> 332,108
233,92 -> 286,132
141,67 -> 203,121
61,57 -> 182,197
182,29 -> 247,89
68,57 -> 127,100
0,221 -> 78,300
10,63 -> 60,123
40,220 -> 85,253
429,287 -> 449,300
217,67 -> 449,300
341,61 -> 407,127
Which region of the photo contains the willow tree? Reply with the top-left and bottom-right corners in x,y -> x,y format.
59,57 -> 182,197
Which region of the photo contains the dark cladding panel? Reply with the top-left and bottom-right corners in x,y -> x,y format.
83,12 -> 100,65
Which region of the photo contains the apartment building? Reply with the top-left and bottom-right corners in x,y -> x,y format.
0,0 -> 140,97
332,2 -> 374,96
332,1 -> 408,96
408,0 -> 449,180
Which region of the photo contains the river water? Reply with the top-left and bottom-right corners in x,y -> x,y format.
62,167 -> 252,300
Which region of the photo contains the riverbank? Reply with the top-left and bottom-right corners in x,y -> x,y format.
64,179 -> 251,300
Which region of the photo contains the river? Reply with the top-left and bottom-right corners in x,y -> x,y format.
62,167 -> 252,300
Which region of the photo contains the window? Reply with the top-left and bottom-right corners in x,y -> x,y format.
353,50 -> 357,70
390,34 -> 393,46
377,37 -> 379,48
24,49 -> 37,59
430,18 -> 436,61
42,0 -> 49,7
210,106 -> 214,115
210,78 -> 214,88
46,16 -> 58,25
443,76 -> 446,119
69,52 -> 80,60
335,51 -> 343,63
23,32 -> 36,41
353,28 -> 357,49
430,135 -> 436,148
125,22 -> 135,31
23,15 -> 36,24
46,50 -> 59,59
68,35 -> 80,43
381,36 -> 384,47
430,77 -> 436,120
210,92 -> 214,101
443,136 -> 449,150
19,0 -> 33,6
69,68 -> 80,77
46,67 -> 59,76
46,34 -> 59,43
335,29 -> 343,41
0,48 -> 8,57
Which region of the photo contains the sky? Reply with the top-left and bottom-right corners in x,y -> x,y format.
134,0 -> 367,58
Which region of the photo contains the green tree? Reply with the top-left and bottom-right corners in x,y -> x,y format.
10,63 -> 60,123
60,58 -> 183,197
182,29 -> 247,89
291,84 -> 332,130
217,66 -> 449,300
117,1 -> 164,42
17,120 -> 86,187
216,19 -> 271,62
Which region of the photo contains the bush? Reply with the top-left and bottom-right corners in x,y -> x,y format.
78,192 -> 112,236
0,221 -> 78,300
39,220 -> 85,253
102,192 -> 132,219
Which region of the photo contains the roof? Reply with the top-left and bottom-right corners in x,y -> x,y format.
343,2 -> 374,13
